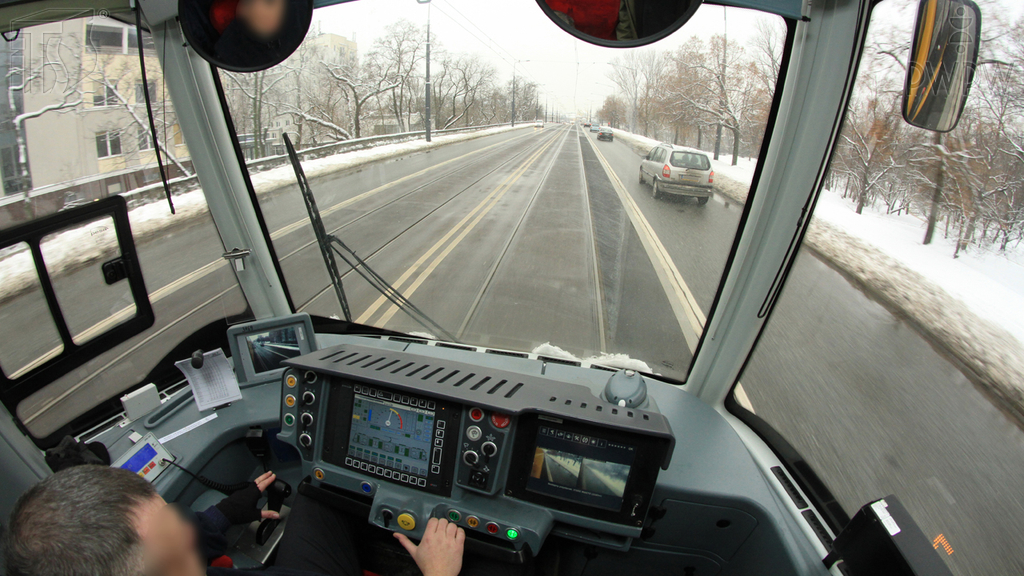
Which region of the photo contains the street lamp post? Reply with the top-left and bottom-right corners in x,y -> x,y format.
418,0 -> 432,142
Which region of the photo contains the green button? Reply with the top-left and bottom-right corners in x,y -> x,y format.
284,413 -> 295,426
506,528 -> 519,540
447,509 -> 461,522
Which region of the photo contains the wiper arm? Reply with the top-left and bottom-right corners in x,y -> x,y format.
283,134 -> 457,342
327,236 -> 458,342
284,134 -> 352,322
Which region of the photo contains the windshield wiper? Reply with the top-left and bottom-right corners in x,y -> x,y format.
283,134 -> 458,342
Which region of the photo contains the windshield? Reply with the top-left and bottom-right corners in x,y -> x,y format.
0,16 -> 250,438
221,1 -> 785,381
732,1 -> 1024,574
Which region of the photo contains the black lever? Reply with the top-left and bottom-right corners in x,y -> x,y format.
256,479 -> 292,545
190,349 -> 205,369
382,509 -> 393,528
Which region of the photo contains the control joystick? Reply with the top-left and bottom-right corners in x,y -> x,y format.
256,479 -> 292,545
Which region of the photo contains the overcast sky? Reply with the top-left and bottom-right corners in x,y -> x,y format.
312,0 -> 1023,117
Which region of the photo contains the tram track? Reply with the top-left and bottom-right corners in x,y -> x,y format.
293,126 -> 569,314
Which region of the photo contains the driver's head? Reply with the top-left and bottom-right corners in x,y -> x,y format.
236,0 -> 288,40
2,465 -> 204,576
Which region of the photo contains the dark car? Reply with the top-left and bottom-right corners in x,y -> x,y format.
597,127 -> 613,141
583,122 -> 591,127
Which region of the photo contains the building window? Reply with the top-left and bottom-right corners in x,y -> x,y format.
94,84 -> 117,107
134,81 -> 156,104
96,131 -> 122,158
86,25 -> 124,53
137,126 -> 153,151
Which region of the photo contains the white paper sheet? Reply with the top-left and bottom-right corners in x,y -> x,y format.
174,349 -> 242,411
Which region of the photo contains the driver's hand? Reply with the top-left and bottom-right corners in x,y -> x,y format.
394,517 -> 465,576
214,471 -> 280,525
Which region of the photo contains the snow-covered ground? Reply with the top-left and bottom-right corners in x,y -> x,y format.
0,125 -> 530,301
815,191 -> 1024,347
611,126 -> 1024,412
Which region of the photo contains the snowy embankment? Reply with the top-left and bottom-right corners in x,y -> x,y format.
612,127 -> 1024,420
0,125 -> 530,303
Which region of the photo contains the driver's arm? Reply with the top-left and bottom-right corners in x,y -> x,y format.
393,517 -> 466,576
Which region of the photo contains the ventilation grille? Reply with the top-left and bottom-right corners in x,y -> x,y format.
801,510 -> 834,548
320,350 -> 530,400
378,336 -> 625,377
772,466 -> 808,509
308,347 -> 648,419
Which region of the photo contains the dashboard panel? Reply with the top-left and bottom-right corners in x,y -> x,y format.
277,341 -> 675,556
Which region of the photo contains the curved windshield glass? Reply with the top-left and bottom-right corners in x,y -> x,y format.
733,1 -> 1024,574
221,1 -> 785,382
0,15 -> 250,437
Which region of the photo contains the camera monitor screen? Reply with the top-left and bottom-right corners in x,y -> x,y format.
227,313 -> 317,385
245,326 -> 302,374
527,425 -> 636,511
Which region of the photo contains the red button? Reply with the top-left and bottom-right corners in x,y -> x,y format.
469,408 -> 484,422
486,522 -> 499,534
490,412 -> 511,429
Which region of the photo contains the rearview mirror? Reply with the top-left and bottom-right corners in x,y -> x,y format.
179,0 -> 313,72
902,0 -> 981,132
536,0 -> 702,48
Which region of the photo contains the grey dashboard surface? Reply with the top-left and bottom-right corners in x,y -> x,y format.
284,341 -> 675,464
88,332 -> 827,574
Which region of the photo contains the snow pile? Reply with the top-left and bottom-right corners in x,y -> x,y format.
0,125 -> 528,302
248,125 -> 529,196
612,125 -> 1024,417
532,342 -> 654,373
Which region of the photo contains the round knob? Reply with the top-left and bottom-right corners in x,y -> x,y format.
481,441 -> 497,457
300,412 -> 314,427
299,433 -> 312,447
463,450 -> 479,466
302,391 -> 316,405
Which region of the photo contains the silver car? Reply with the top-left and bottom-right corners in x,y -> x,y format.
638,144 -> 714,205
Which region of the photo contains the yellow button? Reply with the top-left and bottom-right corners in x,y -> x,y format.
286,374 -> 298,388
285,394 -> 296,407
397,512 -> 416,531
466,516 -> 480,528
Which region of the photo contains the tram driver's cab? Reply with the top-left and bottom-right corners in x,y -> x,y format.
0,0 -> 983,575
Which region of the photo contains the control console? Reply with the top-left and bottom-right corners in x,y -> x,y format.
277,339 -> 675,558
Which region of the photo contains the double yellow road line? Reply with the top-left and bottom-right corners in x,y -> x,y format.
357,130 -> 563,328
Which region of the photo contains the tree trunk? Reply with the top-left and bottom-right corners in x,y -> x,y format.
923,131 -> 944,245
856,170 -> 868,214
714,122 -> 723,160
730,126 -> 740,166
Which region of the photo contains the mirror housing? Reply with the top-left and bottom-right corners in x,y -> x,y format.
902,0 -> 982,132
179,0 -> 313,72
536,0 -> 702,48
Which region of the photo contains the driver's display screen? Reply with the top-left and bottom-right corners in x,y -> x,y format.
527,425 -> 636,511
346,393 -> 436,478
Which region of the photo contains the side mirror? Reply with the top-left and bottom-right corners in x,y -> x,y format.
902,0 -> 982,132
179,0 -> 313,72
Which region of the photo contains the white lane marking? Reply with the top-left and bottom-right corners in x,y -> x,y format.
583,134 -> 705,351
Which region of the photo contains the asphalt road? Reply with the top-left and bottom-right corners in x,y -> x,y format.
5,124 -> 1024,574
